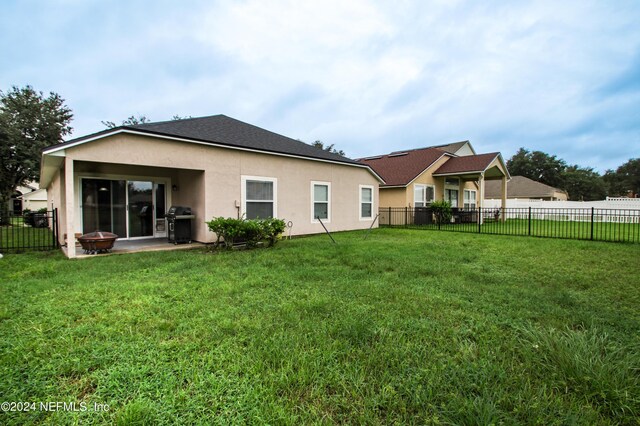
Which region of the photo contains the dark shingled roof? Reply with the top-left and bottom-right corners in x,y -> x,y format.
432,152 -> 500,175
484,175 -> 567,199
46,115 -> 359,165
357,147 -> 448,186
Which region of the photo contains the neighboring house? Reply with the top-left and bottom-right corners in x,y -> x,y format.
357,141 -> 510,213
484,176 -> 567,201
6,181 -> 45,214
40,115 -> 382,258
19,188 -> 48,211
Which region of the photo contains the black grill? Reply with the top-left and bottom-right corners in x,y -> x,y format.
167,206 -> 195,244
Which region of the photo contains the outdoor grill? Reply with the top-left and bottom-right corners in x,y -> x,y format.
167,206 -> 195,244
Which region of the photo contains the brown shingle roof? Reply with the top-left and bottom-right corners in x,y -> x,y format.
432,152 -> 500,175
484,175 -> 567,199
357,147 -> 448,186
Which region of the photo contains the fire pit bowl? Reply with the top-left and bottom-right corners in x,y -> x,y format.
77,231 -> 118,254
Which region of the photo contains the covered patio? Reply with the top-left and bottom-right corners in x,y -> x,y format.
432,152 -> 510,223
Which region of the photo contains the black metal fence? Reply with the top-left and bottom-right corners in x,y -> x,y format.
379,206 -> 640,243
0,209 -> 59,252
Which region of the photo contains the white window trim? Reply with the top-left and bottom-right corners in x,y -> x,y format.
359,184 -> 374,221
311,181 -> 331,223
241,175 -> 277,219
464,189 -> 477,209
414,184 -> 435,207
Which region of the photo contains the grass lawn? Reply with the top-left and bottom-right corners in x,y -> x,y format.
0,223 -> 57,252
1,229 -> 639,424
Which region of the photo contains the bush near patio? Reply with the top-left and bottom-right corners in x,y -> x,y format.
0,229 -> 639,424
206,216 -> 286,248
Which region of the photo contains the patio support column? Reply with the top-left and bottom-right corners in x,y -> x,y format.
501,175 -> 507,223
478,173 -> 484,225
64,157 -> 76,258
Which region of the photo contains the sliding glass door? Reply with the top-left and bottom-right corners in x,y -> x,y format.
81,179 -> 126,236
81,178 -> 166,239
128,181 -> 153,238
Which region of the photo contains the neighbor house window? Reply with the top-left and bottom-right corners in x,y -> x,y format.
414,184 -> 435,207
463,190 -> 477,209
242,176 -> 277,219
360,185 -> 374,220
311,181 -> 330,222
444,177 -> 460,208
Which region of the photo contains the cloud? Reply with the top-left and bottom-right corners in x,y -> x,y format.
1,0 -> 639,171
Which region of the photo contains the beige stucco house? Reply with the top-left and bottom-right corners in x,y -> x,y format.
357,141 -> 510,220
40,115 -> 382,258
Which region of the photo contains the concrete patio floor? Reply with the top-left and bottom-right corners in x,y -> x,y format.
63,238 -> 205,258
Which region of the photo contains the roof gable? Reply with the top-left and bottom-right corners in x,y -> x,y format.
431,140 -> 476,156
432,152 -> 501,175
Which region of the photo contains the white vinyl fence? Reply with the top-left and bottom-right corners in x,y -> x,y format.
483,198 -> 640,224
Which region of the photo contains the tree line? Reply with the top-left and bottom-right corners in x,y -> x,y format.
507,148 -> 639,201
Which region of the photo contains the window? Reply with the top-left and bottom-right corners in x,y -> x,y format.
444,189 -> 459,208
311,181 -> 330,222
414,184 -> 435,207
444,177 -> 460,208
360,185 -> 374,220
464,189 -> 477,210
242,176 -> 277,219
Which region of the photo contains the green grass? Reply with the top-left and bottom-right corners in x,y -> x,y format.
0,224 -> 57,252
382,219 -> 640,243
1,229 -> 639,424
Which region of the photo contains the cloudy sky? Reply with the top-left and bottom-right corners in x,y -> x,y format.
2,0 -> 639,171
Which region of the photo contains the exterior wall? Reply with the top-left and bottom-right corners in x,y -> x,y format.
47,133 -> 379,253
47,168 -> 66,246
453,144 -> 475,156
379,187 -> 406,207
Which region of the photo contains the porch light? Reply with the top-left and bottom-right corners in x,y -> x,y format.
98,186 -> 109,192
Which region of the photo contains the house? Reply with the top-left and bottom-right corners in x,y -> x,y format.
6,182 -> 45,214
357,141 -> 509,215
484,175 -> 567,201
18,187 -> 48,211
40,115 -> 383,258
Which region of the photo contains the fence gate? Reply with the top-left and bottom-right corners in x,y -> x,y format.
0,209 -> 59,252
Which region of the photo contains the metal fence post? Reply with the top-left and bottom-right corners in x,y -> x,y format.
388,207 -> 392,226
528,207 -> 532,236
590,207 -> 594,241
477,207 -> 481,233
404,206 -> 408,227
54,208 -> 59,248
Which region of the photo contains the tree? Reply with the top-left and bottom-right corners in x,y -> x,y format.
0,85 -> 73,216
562,165 -> 607,201
603,159 -> 640,197
311,140 -> 345,156
507,148 -> 567,188
102,115 -> 150,128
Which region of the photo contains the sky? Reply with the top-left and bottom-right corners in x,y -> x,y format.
1,0 -> 639,172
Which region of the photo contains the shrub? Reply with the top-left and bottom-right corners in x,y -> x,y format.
430,200 -> 452,224
22,209 -> 35,226
206,216 -> 286,249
